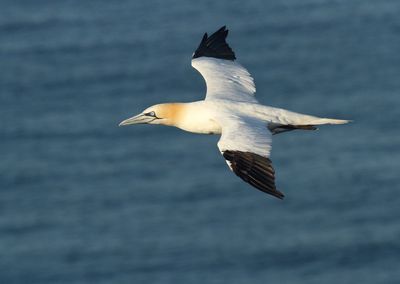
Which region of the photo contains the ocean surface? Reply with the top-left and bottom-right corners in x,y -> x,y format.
1,0 -> 400,283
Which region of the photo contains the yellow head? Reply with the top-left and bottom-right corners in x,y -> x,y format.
119,103 -> 184,127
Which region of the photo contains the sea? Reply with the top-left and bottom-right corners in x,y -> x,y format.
1,0 -> 400,283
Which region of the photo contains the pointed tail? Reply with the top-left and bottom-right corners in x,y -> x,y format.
311,118 -> 351,125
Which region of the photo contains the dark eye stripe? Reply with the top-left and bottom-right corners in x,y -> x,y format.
145,111 -> 156,117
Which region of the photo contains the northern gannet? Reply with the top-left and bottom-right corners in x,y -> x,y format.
119,26 -> 349,199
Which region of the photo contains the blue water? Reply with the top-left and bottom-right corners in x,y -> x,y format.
1,0 -> 400,283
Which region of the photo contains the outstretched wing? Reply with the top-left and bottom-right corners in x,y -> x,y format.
217,116 -> 284,199
191,26 -> 257,103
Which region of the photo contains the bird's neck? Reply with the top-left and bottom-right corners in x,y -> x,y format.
158,102 -> 221,134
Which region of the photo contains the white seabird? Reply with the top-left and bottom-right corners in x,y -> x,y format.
119,26 -> 349,199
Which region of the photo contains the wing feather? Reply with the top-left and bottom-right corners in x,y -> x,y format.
216,116 -> 284,199
192,58 -> 257,102
191,26 -> 257,102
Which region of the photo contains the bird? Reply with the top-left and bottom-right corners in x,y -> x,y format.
119,26 -> 349,199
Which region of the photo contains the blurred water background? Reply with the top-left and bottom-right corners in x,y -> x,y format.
1,0 -> 400,283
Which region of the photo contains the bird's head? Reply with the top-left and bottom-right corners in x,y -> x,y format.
119,103 -> 184,127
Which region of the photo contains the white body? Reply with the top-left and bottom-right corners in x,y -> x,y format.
176,100 -> 343,135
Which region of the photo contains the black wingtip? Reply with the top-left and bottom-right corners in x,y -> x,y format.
222,150 -> 284,200
193,26 -> 236,61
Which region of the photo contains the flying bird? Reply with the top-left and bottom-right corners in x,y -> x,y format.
119,26 -> 349,199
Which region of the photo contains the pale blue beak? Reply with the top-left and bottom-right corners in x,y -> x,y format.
119,114 -> 154,126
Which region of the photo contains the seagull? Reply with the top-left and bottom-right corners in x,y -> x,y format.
119,26 -> 349,199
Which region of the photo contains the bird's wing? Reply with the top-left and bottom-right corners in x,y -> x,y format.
191,26 -> 257,103
217,116 -> 284,199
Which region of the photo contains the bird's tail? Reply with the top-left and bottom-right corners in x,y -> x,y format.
257,105 -> 351,130
310,118 -> 351,125
267,115 -> 350,135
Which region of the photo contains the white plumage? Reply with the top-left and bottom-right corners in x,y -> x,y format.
192,57 -> 257,102
119,26 -> 349,199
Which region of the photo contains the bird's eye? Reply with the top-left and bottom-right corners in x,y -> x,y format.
146,111 -> 156,117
